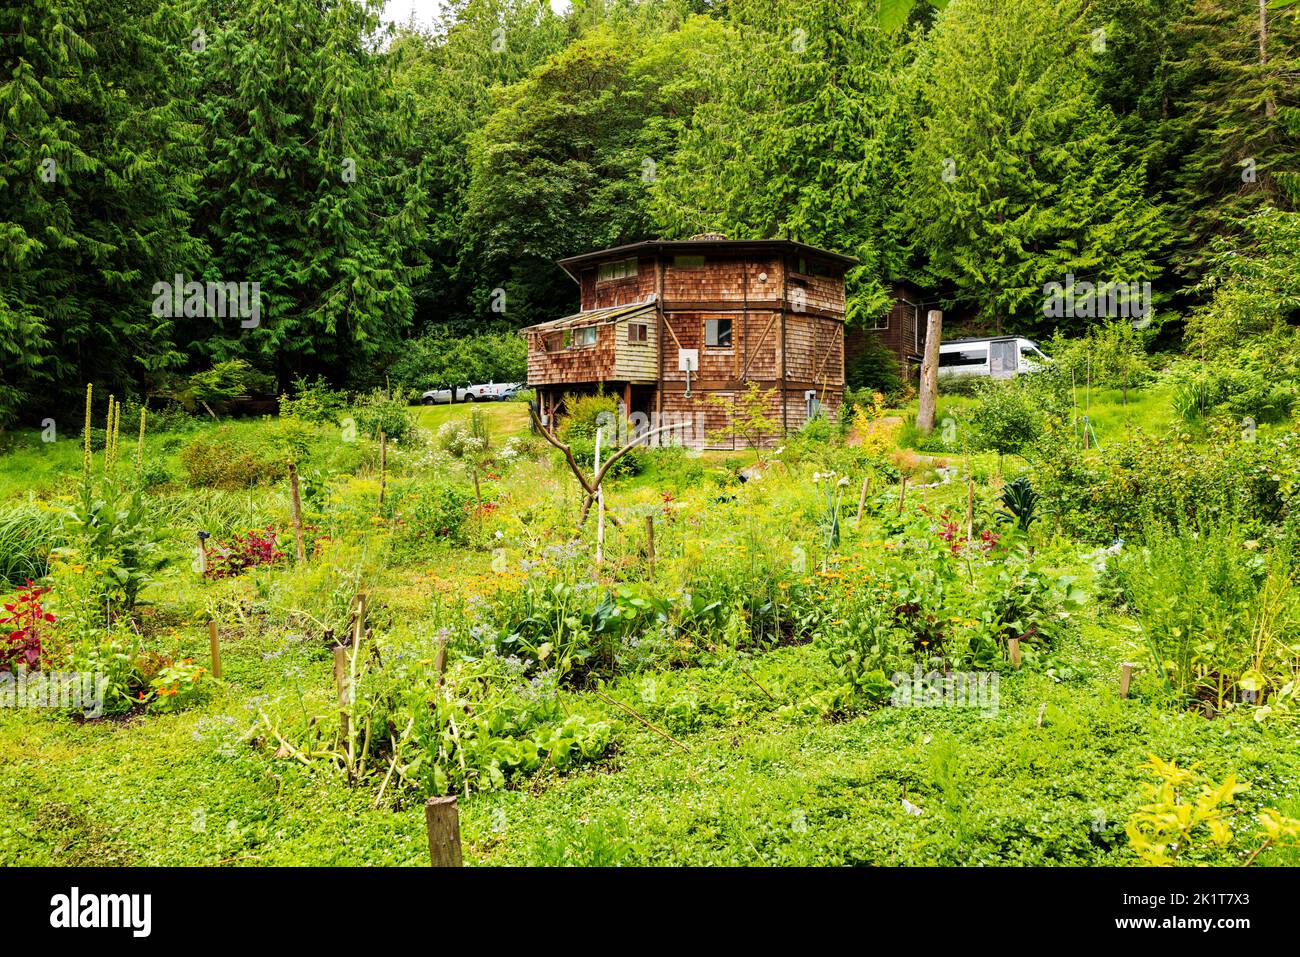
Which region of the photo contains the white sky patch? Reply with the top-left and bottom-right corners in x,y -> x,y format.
382,0 -> 571,30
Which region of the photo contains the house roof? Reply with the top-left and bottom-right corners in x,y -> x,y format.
556,239 -> 857,281
520,298 -> 657,334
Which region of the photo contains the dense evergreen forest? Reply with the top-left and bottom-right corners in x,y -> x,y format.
2,0 -> 1297,427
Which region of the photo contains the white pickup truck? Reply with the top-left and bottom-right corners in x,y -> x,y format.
420,382 -> 523,404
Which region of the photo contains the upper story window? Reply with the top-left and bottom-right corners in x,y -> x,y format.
597,259 -> 638,282
704,318 -> 733,348
673,255 -> 707,268
870,312 -> 889,330
627,322 -> 648,344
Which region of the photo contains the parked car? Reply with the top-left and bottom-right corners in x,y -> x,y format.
937,337 -> 1050,380
420,382 -> 523,404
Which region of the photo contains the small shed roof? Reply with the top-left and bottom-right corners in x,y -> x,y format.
521,298 -> 657,334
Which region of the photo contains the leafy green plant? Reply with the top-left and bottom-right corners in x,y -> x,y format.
995,477 -> 1045,532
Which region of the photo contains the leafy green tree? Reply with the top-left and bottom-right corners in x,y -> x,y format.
464,17 -> 723,326
1165,0 -> 1300,284
0,0 -> 202,426
388,0 -> 570,334
183,0 -> 430,388
909,0 -> 1168,335
652,0 -> 917,324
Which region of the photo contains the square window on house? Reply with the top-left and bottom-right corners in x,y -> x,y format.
704,318 -> 733,348
597,259 -> 638,282
673,255 -> 707,268
627,322 -> 648,343
870,313 -> 889,330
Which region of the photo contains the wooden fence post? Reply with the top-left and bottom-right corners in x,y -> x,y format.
1007,637 -> 1022,668
288,462 -> 305,564
1120,662 -> 1137,699
426,796 -> 463,867
208,620 -> 221,679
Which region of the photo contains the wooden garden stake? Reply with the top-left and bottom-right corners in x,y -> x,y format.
425,796 -> 463,867
646,514 -> 656,580
856,475 -> 871,525
377,430 -> 387,509
333,646 -> 351,743
1007,637 -> 1022,668
208,620 -> 221,679
897,475 -> 908,514
288,462 -> 305,564
434,636 -> 447,680
1120,662 -> 1137,699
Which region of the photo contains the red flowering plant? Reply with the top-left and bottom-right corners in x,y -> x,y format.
935,512 -> 1000,557
1,581 -> 55,672
203,526 -> 285,578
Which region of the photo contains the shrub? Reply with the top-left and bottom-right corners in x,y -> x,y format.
351,389 -> 415,443
846,339 -> 906,397
0,505 -> 58,586
178,427 -> 290,489
279,376 -> 348,425
968,379 -> 1059,458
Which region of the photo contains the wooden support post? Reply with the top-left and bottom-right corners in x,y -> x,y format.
645,514 -> 656,580
916,310 -> 943,434
897,475 -> 908,514
208,620 -> 221,679
333,646 -> 351,742
378,430 -> 387,509
856,475 -> 871,525
1007,637 -> 1022,668
288,462 -> 305,564
425,796 -> 463,867
1120,662 -> 1137,699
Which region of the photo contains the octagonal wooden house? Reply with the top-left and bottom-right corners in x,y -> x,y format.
521,236 -> 854,449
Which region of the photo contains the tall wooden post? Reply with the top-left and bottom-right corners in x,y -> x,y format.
425,796 -> 463,867
1120,662 -> 1137,699
856,475 -> 871,525
916,310 -> 943,434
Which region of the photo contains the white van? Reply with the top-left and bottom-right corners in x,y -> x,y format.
937,337 -> 1049,379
